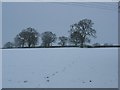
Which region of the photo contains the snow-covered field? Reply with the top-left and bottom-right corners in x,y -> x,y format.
2,48 -> 118,88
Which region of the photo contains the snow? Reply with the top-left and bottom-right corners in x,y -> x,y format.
2,48 -> 118,88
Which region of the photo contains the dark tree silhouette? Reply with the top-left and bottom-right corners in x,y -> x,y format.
58,36 -> 68,46
14,27 -> 39,47
14,34 -> 25,47
69,19 -> 96,47
69,30 -> 82,46
3,42 -> 14,48
41,31 -> 56,47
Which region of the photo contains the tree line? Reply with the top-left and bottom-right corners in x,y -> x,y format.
4,19 -> 97,48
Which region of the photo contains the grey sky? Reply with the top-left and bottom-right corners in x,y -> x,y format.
2,2 -> 118,46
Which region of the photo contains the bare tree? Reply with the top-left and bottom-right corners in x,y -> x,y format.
58,36 -> 68,46
69,30 -> 82,46
41,31 -> 56,47
69,19 -> 96,47
3,42 -> 14,48
14,27 -> 39,48
14,34 -> 25,47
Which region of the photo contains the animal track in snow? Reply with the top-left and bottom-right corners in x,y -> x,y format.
24,80 -> 28,83
46,80 -> 50,82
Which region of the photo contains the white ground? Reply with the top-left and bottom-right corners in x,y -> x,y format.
2,48 -> 118,88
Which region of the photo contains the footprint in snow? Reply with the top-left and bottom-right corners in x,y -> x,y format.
56,71 -> 58,73
46,80 -> 50,82
52,73 -> 55,76
46,76 -> 49,78
24,80 -> 28,83
44,76 -> 50,79
89,80 -> 92,82
51,71 -> 59,76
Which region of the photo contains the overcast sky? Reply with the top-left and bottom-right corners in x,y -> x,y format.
2,2 -> 118,46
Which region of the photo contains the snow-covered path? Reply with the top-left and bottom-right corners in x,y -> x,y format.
2,48 -> 118,88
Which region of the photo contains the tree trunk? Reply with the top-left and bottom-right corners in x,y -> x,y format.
75,42 -> 78,46
80,43 -> 84,48
80,37 -> 85,48
28,43 -> 31,47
